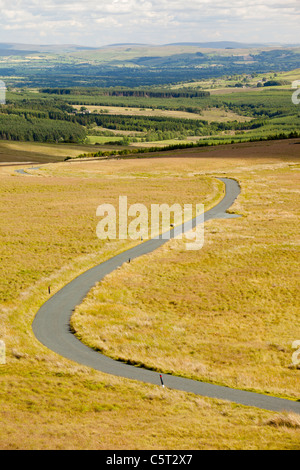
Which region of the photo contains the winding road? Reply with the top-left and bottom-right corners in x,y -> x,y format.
32,178 -> 300,414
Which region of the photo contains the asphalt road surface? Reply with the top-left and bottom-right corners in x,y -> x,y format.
32,177 -> 300,413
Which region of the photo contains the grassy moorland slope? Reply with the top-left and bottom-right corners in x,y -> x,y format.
0,139 -> 299,450
71,142 -> 300,400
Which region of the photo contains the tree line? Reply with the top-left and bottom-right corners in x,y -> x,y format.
0,113 -> 86,143
40,87 -> 210,99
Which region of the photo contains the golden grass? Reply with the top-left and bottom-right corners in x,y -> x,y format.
0,139 -> 300,449
0,168 -> 221,305
71,142 -> 300,400
1,364 -> 299,450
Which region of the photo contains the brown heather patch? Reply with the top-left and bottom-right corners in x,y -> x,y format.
263,412 -> 300,429
0,141 -> 101,164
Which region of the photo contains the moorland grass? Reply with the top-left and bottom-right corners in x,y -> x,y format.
71,142 -> 300,400
0,140 -> 300,449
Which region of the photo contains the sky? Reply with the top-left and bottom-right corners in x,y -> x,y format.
0,0 -> 299,47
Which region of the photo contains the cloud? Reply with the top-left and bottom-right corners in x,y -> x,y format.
0,0 -> 299,45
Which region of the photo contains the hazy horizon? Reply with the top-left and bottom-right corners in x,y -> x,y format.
0,1 -> 299,48
0,40 -> 299,49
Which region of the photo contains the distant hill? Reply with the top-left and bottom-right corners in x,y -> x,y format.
2,41 -> 300,52
1,41 -> 299,56
0,41 -> 299,88
103,41 -> 300,49
104,43 -> 150,48
0,43 -> 96,54
164,41 -> 267,49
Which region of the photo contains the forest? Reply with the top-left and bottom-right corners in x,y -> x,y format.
0,75 -> 299,146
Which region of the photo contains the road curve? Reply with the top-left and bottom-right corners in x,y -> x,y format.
32,178 -> 300,414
